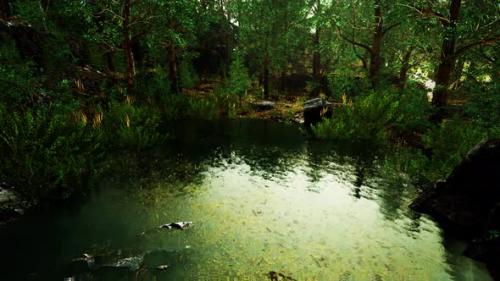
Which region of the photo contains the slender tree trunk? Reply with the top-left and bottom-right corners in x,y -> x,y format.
122,0 -> 135,96
432,0 -> 461,117
105,51 -> 115,72
451,56 -> 465,90
398,47 -> 414,89
311,0 -> 321,97
168,44 -> 179,94
369,0 -> 384,88
0,0 -> 11,18
263,52 -> 270,99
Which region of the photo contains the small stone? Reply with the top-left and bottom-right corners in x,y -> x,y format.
157,265 -> 169,271
253,101 -> 275,111
159,221 -> 192,230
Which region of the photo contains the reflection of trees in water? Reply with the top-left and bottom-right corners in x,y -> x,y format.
124,119 -> 424,232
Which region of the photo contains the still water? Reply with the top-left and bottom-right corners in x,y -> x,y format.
0,120 -> 492,280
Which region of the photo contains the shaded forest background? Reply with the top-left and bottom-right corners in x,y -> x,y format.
0,0 -> 499,201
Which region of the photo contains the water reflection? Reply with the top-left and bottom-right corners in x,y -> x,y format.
0,119 -> 492,281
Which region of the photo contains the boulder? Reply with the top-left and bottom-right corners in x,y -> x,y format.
412,139 -> 500,279
303,98 -> 333,126
412,139 -> 500,233
0,186 -> 25,224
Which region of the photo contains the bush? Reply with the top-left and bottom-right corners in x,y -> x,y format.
104,102 -> 167,150
465,82 -> 500,131
226,53 -> 251,104
313,90 -> 400,143
392,87 -> 433,134
159,94 -> 220,119
0,104 -> 103,200
313,88 -> 432,144
420,118 -> 487,181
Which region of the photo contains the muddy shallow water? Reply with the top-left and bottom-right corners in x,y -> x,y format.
0,120 -> 492,280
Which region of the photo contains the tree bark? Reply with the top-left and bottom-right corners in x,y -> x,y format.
311,0 -> 321,97
122,0 -> 135,96
0,0 -> 11,18
432,0 -> 461,117
105,51 -> 115,72
263,52 -> 270,99
398,47 -> 414,89
168,44 -> 179,94
369,0 -> 384,88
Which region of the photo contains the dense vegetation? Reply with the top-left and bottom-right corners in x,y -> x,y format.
0,0 -> 498,202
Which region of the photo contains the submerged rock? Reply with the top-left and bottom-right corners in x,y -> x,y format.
159,221 -> 192,230
64,254 -> 95,276
303,98 -> 333,126
268,271 -> 297,281
412,139 -> 500,278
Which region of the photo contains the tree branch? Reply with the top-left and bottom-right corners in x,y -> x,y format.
398,4 -> 449,26
383,22 -> 400,35
337,27 -> 372,53
455,35 -> 500,57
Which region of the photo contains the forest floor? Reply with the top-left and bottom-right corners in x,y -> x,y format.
184,81 -> 328,124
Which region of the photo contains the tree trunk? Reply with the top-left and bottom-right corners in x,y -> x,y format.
263,52 -> 270,99
451,56 -> 465,90
369,0 -> 384,88
168,44 -> 179,94
0,0 -> 11,18
398,47 -> 414,89
432,0 -> 461,117
311,0 -> 321,97
122,0 -> 135,96
105,51 -> 115,72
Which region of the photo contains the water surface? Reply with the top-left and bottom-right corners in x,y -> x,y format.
0,120 -> 492,280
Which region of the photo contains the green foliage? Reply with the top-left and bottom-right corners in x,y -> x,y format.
213,86 -> 238,117
392,87 -> 433,134
313,87 -> 432,143
226,53 -> 251,103
326,74 -> 370,101
179,59 -> 199,89
0,42 -> 40,107
105,102 -> 167,150
464,83 -> 500,131
158,94 -> 219,120
313,90 -> 400,143
379,146 -> 430,186
420,118 -> 487,181
0,105 -> 103,200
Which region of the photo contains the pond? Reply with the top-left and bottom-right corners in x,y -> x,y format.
0,120 -> 493,281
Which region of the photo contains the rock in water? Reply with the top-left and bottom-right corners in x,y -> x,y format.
159,221 -> 192,230
412,139 -> 500,279
412,139 -> 500,232
303,98 -> 333,126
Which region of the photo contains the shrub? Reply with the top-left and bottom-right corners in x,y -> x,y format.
226,53 -> 251,105
392,87 -> 433,134
104,102 -> 167,150
0,104 -> 103,200
464,83 -> 500,131
313,88 -> 432,144
158,94 -> 219,119
313,90 -> 399,143
421,118 -> 487,181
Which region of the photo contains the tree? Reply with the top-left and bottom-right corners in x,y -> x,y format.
410,0 -> 499,120
336,0 -> 402,88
